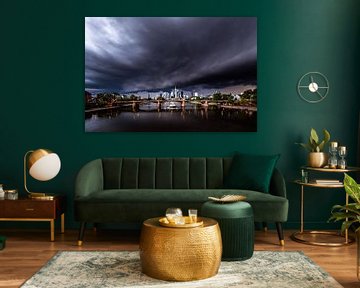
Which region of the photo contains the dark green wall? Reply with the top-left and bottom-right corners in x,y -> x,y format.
1,0 -> 359,230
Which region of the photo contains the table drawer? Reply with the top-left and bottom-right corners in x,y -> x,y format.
0,201 -> 55,218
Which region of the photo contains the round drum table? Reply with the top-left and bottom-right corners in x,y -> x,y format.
139,217 -> 222,281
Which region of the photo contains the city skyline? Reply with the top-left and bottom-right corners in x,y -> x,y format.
86,84 -> 257,99
85,17 -> 257,95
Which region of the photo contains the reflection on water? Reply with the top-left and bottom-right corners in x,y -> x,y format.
85,104 -> 256,132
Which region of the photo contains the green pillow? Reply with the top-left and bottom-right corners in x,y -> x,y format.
223,153 -> 280,193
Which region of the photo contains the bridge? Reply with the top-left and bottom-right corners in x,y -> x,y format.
85,99 -> 257,113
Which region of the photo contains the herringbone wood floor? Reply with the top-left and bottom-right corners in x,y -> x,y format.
0,228 -> 358,288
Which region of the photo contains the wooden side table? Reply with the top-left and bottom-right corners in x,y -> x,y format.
0,195 -> 66,241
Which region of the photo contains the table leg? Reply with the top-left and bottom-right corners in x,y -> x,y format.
61,213 -> 65,234
50,219 -> 55,242
345,193 -> 349,243
300,185 -> 304,233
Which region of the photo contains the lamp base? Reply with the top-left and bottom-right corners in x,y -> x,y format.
28,193 -> 55,200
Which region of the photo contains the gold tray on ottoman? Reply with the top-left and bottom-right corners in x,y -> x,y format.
208,194 -> 246,203
159,216 -> 204,228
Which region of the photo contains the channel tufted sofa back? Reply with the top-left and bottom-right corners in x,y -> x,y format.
102,157 -> 233,190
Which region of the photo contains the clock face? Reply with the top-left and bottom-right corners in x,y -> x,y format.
297,72 -> 329,103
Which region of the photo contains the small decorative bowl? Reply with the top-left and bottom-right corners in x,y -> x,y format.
208,194 -> 246,203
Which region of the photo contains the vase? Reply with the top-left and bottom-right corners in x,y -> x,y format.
308,152 -> 328,168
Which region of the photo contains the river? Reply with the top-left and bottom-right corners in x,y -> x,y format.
85,104 -> 256,132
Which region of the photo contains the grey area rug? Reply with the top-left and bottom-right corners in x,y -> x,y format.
21,251 -> 342,288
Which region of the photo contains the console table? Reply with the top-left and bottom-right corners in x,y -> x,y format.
291,166 -> 359,246
0,195 -> 65,241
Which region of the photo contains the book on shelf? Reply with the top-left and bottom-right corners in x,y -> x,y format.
314,179 -> 341,184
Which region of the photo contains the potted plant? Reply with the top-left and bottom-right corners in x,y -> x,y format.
329,173 -> 360,279
329,173 -> 360,233
296,128 -> 330,167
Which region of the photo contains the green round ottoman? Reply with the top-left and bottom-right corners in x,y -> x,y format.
201,201 -> 254,261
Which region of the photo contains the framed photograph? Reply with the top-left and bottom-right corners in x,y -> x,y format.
85,17 -> 257,132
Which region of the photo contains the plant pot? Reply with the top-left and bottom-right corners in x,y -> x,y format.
308,152 -> 328,168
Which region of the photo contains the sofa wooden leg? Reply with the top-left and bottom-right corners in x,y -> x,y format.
93,223 -> 98,233
275,222 -> 284,246
262,222 -> 268,232
78,222 -> 86,246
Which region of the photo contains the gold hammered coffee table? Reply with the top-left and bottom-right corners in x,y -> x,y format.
139,217 -> 222,281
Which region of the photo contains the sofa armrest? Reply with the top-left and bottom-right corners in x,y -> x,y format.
269,168 -> 287,198
75,159 -> 104,199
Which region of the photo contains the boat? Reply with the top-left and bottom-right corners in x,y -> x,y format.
165,101 -> 180,110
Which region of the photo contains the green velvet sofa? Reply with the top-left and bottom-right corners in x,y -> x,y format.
74,157 -> 288,245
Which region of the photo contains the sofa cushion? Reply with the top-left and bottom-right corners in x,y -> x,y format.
75,188 -> 288,222
223,153 -> 280,193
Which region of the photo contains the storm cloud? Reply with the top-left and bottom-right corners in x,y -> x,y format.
85,17 -> 257,93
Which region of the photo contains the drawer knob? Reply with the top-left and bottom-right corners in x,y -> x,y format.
25,208 -> 35,211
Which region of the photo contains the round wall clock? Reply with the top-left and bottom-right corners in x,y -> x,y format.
297,72 -> 329,103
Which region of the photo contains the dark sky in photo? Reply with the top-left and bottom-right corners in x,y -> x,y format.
85,17 -> 257,94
